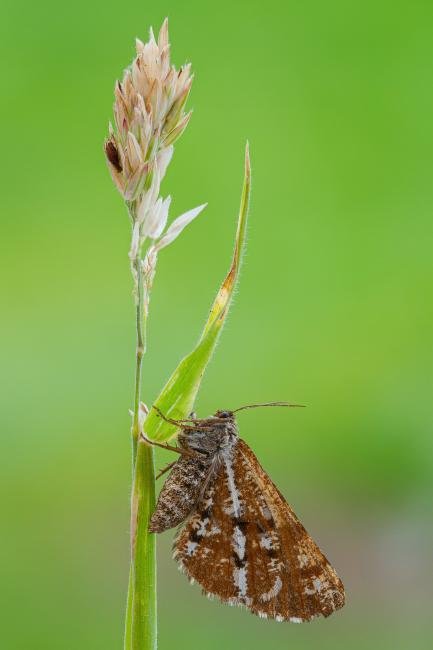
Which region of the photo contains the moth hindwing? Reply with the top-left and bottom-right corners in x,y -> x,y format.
148,409 -> 345,622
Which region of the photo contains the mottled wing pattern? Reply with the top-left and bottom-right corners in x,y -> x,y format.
149,455 -> 213,533
174,439 -> 345,621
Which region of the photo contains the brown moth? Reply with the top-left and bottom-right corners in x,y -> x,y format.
145,403 -> 345,622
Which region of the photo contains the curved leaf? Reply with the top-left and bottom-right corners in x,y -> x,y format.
144,143 -> 251,442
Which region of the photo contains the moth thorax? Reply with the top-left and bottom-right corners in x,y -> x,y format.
178,418 -> 238,454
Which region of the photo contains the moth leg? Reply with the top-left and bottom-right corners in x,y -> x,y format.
140,433 -> 204,459
152,405 -> 187,427
156,460 -> 177,480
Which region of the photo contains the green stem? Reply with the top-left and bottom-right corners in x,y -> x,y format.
132,255 -> 145,465
124,567 -> 134,650
124,252 -> 157,650
131,442 -> 157,650
125,445 -> 157,650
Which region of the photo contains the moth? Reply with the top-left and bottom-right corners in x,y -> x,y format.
144,403 -> 345,622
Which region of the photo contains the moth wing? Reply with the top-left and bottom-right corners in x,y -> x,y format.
174,438 -> 345,621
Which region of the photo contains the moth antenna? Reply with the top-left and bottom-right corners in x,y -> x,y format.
232,401 -> 306,413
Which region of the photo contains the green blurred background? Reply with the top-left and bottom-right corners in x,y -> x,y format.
1,0 -> 432,648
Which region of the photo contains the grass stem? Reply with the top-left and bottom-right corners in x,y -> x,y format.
124,251 -> 156,650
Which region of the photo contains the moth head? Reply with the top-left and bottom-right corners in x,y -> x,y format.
214,410 -> 234,420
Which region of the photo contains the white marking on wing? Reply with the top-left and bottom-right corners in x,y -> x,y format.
223,453 -> 241,518
196,518 -> 209,536
233,525 -> 246,560
259,534 -> 273,550
313,577 -> 323,592
186,541 -> 197,556
297,553 -> 309,568
261,505 -> 273,520
260,575 -> 283,602
234,566 -> 247,596
304,576 -> 327,595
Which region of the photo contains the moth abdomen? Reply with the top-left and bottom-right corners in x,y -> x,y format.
149,456 -> 212,533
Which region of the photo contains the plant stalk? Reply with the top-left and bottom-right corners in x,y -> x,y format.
124,252 -> 157,650
130,441 -> 157,650
132,255 -> 145,464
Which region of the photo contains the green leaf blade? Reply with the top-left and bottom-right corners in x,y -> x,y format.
145,144 -> 251,442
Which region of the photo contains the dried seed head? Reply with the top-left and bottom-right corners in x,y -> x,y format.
105,18 -> 193,204
106,20 -> 207,311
